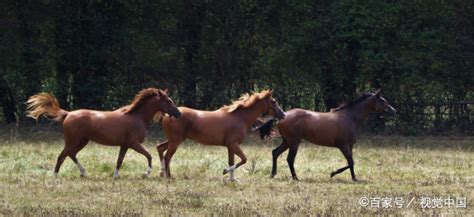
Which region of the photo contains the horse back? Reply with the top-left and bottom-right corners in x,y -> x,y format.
63,109 -> 146,146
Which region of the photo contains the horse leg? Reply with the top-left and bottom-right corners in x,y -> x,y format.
54,134 -> 82,178
54,149 -> 68,178
271,139 -> 289,178
287,142 -> 301,181
163,141 -> 181,178
130,143 -> 153,177
69,138 -> 89,177
226,147 -> 235,181
54,137 -> 78,178
114,146 -> 129,178
156,140 -> 169,177
344,145 -> 357,181
330,145 -> 357,181
223,144 -> 247,179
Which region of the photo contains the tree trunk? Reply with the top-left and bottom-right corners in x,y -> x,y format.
0,75 -> 17,123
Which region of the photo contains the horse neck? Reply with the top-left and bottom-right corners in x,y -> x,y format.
131,99 -> 160,124
345,99 -> 373,127
233,100 -> 266,128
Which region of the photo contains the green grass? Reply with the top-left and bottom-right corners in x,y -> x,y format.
0,131 -> 473,216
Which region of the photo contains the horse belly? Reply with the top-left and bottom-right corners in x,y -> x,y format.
87,127 -> 126,146
186,114 -> 230,145
87,119 -> 131,146
302,124 -> 337,147
304,136 -> 335,147
187,130 -> 226,146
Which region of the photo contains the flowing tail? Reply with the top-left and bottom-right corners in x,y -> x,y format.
255,119 -> 275,140
26,93 -> 68,122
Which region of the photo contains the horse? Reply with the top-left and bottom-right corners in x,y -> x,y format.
156,90 -> 285,181
251,118 -> 278,140
26,88 -> 181,178
258,89 -> 396,181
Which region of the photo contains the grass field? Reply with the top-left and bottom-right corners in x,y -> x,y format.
0,129 -> 473,216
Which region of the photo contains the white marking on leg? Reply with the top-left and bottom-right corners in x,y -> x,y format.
225,165 -> 236,173
229,170 -> 235,181
54,172 -> 59,179
114,169 -> 120,178
144,166 -> 152,177
76,161 -> 86,177
160,160 -> 166,176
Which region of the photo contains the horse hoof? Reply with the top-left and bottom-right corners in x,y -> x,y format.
292,176 -> 299,181
330,172 -> 336,178
270,174 -> 276,179
223,169 -> 228,175
352,178 -> 359,182
80,173 -> 86,178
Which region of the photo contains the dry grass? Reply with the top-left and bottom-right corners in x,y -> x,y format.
0,129 -> 473,216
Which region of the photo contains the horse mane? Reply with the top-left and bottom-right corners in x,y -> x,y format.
220,90 -> 272,113
330,93 -> 372,112
122,88 -> 166,114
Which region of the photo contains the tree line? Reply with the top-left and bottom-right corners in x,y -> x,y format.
0,0 -> 472,135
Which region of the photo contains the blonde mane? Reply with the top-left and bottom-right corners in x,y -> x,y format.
122,88 -> 166,114
220,90 -> 272,113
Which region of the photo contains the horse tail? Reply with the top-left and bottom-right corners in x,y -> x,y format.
255,119 -> 275,140
26,93 -> 68,122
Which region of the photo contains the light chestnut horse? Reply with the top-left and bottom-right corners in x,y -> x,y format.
26,88 -> 181,178
258,89 -> 396,181
157,90 -> 285,180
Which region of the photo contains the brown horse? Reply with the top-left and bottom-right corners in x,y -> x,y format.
251,118 -> 278,139
157,90 -> 285,180
259,89 -> 396,181
26,88 -> 181,178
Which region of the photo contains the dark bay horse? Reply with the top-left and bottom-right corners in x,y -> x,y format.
26,88 -> 181,178
259,89 -> 396,181
251,118 -> 278,139
157,90 -> 285,180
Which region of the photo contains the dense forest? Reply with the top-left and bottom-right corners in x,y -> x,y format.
0,0 -> 472,135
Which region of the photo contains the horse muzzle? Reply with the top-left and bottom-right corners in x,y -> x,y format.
276,111 -> 286,120
386,106 -> 396,116
170,109 -> 182,119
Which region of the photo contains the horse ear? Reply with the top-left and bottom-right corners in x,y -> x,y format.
375,88 -> 381,96
158,90 -> 163,97
164,88 -> 168,93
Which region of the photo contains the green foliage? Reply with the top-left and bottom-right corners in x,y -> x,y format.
0,0 -> 472,134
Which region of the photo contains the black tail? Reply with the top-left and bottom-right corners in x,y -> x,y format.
255,119 -> 275,140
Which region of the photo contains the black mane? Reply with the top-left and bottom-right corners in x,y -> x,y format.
331,93 -> 373,112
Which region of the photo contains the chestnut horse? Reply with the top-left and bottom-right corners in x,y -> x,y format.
26,88 -> 181,178
157,90 -> 285,180
259,89 -> 396,181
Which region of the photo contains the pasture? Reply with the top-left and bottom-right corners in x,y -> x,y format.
0,129 -> 472,216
